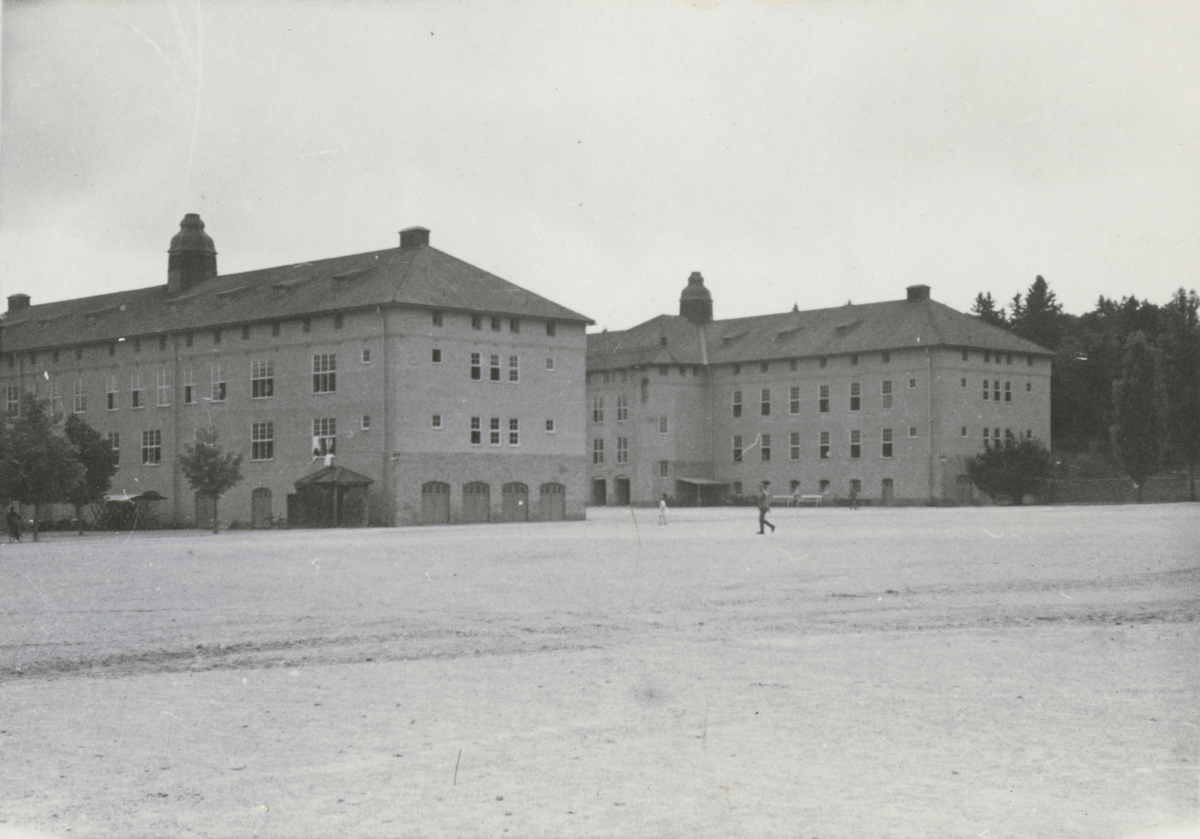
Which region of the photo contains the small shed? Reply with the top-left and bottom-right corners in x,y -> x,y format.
289,465 -> 374,528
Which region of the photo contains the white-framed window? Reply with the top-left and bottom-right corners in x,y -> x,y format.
546,357 -> 555,371
761,388 -> 771,416
210,364 -> 227,402
141,429 -> 162,465
545,419 -> 555,433
617,395 -> 629,422
659,460 -> 669,478
592,396 -> 604,424
761,433 -> 771,462
45,380 -> 63,419
432,348 -> 442,363
470,352 -> 481,380
432,414 -> 443,430
993,381 -> 1001,401
470,416 -> 481,445
849,382 -> 860,411
733,435 -> 743,462
312,354 -> 336,393
6,385 -> 20,418
983,379 -> 990,400
489,354 -> 501,382
909,377 -> 918,389
616,436 -> 628,463
1005,381 -> 1012,402
361,348 -> 371,364
819,385 -> 829,413
106,432 -> 119,469
73,378 -> 87,414
106,374 -> 119,411
882,428 -> 893,458
489,417 -> 501,445
850,430 -> 861,459
789,386 -> 800,415
130,371 -> 144,409
154,370 -> 170,406
882,380 -> 893,409
509,418 -> 519,446
819,430 -> 830,459
251,422 -> 274,461
508,355 -> 519,382
312,418 -> 336,458
659,416 -> 668,434
592,438 -> 604,464
251,360 -> 274,399
183,367 -> 196,405
732,390 -> 742,417
361,415 -> 371,431
909,427 -> 918,438
790,432 -> 800,461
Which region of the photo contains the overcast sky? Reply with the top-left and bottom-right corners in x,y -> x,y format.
2,1 -> 1196,331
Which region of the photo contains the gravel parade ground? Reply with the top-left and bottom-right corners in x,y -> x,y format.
0,503 -> 1197,839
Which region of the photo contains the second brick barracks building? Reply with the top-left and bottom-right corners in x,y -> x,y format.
1,216 -> 592,527
585,274 -> 1054,506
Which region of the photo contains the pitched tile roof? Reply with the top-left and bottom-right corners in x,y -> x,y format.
1,243 -> 592,353
587,296 -> 1052,370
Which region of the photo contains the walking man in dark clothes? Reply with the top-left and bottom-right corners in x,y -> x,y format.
756,481 -> 775,534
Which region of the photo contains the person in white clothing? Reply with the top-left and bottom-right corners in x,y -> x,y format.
658,493 -> 668,525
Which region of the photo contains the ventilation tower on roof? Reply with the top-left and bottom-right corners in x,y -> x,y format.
679,272 -> 713,325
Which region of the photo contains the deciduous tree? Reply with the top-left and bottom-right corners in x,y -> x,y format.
966,437 -> 1052,505
179,429 -> 243,533
1,395 -> 82,540
1158,289 -> 1200,500
64,414 -> 118,532
1111,331 -> 1165,502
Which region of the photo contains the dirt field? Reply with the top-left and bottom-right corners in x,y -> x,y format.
0,503 -> 1196,839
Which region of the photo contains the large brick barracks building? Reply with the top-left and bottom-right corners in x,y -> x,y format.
1,216 -> 592,527
585,274 -> 1053,507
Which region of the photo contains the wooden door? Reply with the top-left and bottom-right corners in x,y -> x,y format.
421,482 -> 450,524
501,483 -> 529,522
462,482 -> 490,523
251,488 -> 272,528
539,483 -> 565,521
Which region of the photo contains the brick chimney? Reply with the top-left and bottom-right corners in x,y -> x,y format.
400,227 -> 430,250
906,284 -> 931,301
7,294 -> 30,312
168,214 -> 218,295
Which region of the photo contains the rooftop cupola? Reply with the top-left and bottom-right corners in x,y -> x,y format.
679,271 -> 713,325
906,284 -> 931,301
167,214 -> 217,295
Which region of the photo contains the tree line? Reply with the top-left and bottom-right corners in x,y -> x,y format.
0,396 -> 243,540
971,277 -> 1200,501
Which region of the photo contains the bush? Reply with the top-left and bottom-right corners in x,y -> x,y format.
967,438 -> 1053,505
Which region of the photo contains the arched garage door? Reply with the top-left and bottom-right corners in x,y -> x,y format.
462,482 -> 491,523
421,481 -> 450,524
501,482 -> 529,522
539,483 -> 566,521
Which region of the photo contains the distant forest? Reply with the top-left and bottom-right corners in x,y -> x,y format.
971,278 -> 1199,485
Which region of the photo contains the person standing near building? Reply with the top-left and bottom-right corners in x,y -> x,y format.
756,481 -> 775,534
658,493 -> 668,525
6,507 -> 22,543
849,484 -> 859,511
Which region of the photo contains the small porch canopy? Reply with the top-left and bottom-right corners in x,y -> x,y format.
673,477 -> 730,506
291,465 -> 374,528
